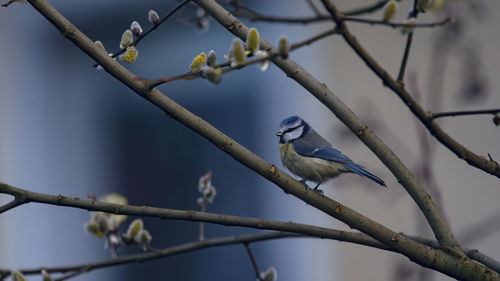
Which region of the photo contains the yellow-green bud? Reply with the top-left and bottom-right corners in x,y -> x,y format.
231,39 -> 247,66
98,193 -> 128,225
429,0 -> 446,12
126,219 -> 143,240
12,271 -> 26,281
94,40 -> 106,53
190,52 -> 207,72
416,0 -> 431,12
278,37 -> 289,59
136,229 -> 152,251
119,46 -> 138,63
383,0 -> 397,22
85,222 -> 104,238
120,29 -> 133,49
246,27 -> 260,54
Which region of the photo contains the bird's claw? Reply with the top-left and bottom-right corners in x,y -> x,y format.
313,183 -> 324,194
299,179 -> 310,191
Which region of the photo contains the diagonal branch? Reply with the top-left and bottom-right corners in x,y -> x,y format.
319,0 -> 462,255
196,0 -> 462,260
22,0 -> 499,280
318,0 -> 500,179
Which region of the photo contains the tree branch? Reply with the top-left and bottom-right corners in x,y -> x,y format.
0,196 -> 27,214
0,232 -> 300,280
197,0 -> 462,260
320,0 -> 462,255
244,243 -> 264,281
344,16 -> 453,29
318,0 -> 500,179
22,0 -> 499,279
0,181 -> 389,250
147,27 -> 340,87
1,180 -> 499,278
431,108 -> 500,120
232,0 -> 391,24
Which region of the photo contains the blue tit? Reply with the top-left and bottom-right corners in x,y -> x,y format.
276,116 -> 386,191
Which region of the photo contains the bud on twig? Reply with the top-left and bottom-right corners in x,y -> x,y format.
130,21 -> 143,36
383,0 -> 397,22
120,29 -> 133,49
278,37 -> 289,59
148,9 -> 160,25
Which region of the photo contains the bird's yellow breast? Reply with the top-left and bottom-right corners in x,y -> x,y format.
279,142 -> 350,183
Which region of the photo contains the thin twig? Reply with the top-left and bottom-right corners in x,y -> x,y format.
343,0 -> 390,16
305,0 -> 322,16
290,27 -> 340,50
199,202 -> 206,241
53,267 -> 90,281
430,108 -> 500,120
233,1 -> 390,24
244,244 -> 263,281
0,197 -> 26,214
149,27 -> 340,88
1,233 -> 300,280
93,0 -> 191,67
397,32 -> 414,82
343,16 -> 453,29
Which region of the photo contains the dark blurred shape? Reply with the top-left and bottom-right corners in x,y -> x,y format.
459,47 -> 488,103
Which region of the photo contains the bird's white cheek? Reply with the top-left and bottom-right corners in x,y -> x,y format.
282,126 -> 303,142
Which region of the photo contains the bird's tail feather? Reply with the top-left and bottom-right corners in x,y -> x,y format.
345,164 -> 386,187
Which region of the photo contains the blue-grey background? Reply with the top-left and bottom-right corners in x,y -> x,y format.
1,1 -> 499,280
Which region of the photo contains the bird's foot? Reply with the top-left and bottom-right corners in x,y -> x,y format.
299,179 -> 310,191
313,183 -> 324,195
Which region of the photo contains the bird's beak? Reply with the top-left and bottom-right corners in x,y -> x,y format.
276,131 -> 283,136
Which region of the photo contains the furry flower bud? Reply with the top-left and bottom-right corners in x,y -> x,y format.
246,27 -> 260,54
231,39 -> 247,66
278,37 -> 290,59
201,66 -> 222,84
260,267 -> 277,281
383,0 -> 397,22
190,52 -> 207,72
119,46 -> 138,63
416,0 -> 431,13
130,21 -> 143,36
120,29 -> 133,49
148,10 -> 160,25
207,50 -> 217,67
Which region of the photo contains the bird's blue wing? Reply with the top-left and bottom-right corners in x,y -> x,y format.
290,129 -> 386,186
291,138 -> 355,165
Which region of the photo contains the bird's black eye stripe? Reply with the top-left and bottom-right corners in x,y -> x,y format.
284,125 -> 301,134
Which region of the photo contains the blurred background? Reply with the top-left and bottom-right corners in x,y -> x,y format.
0,0 -> 499,280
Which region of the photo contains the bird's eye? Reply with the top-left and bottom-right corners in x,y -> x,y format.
284,126 -> 299,134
